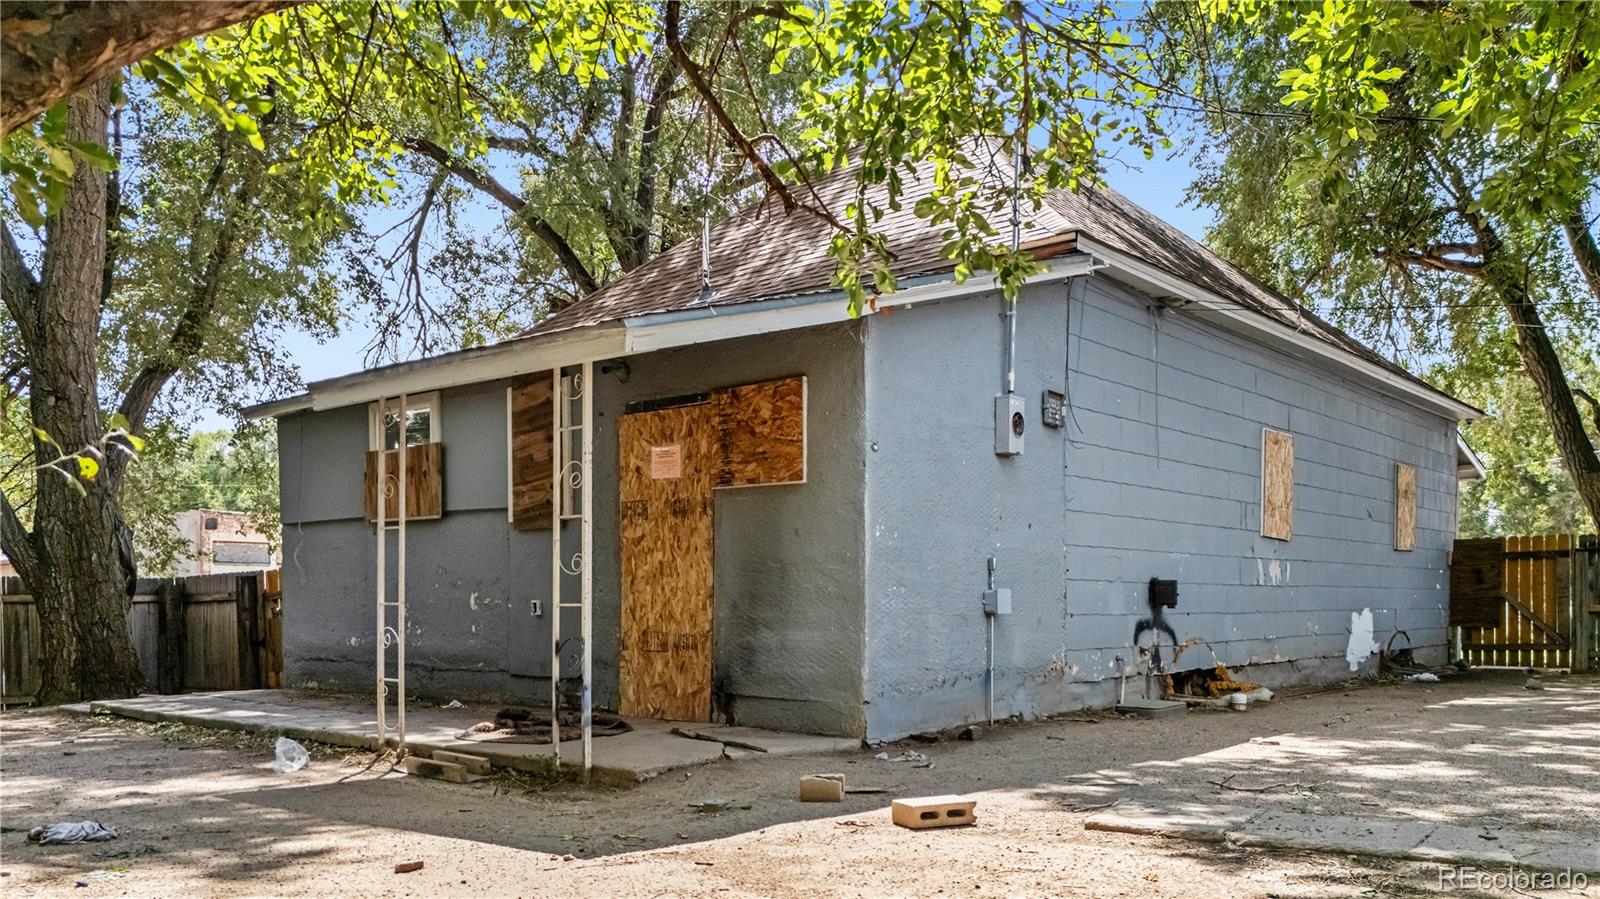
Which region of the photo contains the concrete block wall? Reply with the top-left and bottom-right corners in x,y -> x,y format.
860,274 -> 1457,741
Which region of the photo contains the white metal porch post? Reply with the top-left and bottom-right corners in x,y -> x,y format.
579,359 -> 594,779
547,364 -> 595,778
549,370 -> 563,764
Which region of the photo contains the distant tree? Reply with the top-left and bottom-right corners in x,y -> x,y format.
121,425 -> 280,576
1153,0 -> 1600,529
1444,338 -> 1598,536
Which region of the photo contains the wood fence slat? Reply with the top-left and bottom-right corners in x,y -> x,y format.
1,571 -> 283,701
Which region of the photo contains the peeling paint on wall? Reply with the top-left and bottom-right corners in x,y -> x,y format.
1346,608 -> 1379,671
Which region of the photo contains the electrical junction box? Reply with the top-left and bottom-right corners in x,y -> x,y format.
1041,390 -> 1067,429
995,393 -> 1025,456
982,587 -> 1011,615
1149,578 -> 1179,609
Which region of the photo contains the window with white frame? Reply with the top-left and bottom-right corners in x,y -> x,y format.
369,392 -> 441,450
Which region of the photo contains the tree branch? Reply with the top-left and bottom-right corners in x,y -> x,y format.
663,0 -> 844,232
1387,250 -> 1484,278
623,49 -> 680,270
1,222 -> 39,354
1575,388 -> 1600,439
1,1 -> 302,137
402,136 -> 601,297
0,486 -> 38,585
116,131 -> 259,464
1563,210 -> 1600,302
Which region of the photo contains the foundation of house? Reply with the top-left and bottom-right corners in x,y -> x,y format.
75,689 -> 859,782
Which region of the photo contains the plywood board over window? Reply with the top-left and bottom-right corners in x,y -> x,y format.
508,372 -> 554,530
1260,428 -> 1294,541
364,442 -> 443,522
711,375 -> 807,488
1395,463 -> 1418,551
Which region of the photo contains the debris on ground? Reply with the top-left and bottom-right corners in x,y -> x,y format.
891,795 -> 977,830
460,707 -> 631,744
1525,678 -> 1545,690
799,774 -> 845,802
272,737 -> 310,773
27,822 -> 117,845
1403,673 -> 1440,683
403,755 -> 484,784
394,861 -> 424,874
874,750 -> 928,764
669,727 -> 767,753
687,798 -> 743,813
1163,664 -> 1261,699
441,699 -> 464,709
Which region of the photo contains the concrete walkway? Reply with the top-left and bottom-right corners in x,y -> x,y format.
1087,800 -> 1600,875
80,690 -> 859,781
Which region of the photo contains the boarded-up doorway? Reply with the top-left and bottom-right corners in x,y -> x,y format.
618,402 -> 717,721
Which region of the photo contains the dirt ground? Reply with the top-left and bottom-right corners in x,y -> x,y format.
1,669 -> 1594,898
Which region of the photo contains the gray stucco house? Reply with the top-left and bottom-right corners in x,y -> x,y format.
248,155 -> 1481,742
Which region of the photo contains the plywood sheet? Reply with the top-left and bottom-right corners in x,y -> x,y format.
618,402 -> 717,722
1260,428 -> 1294,541
712,376 -> 806,488
364,442 -> 444,522
1395,463 -> 1417,551
509,373 -> 555,530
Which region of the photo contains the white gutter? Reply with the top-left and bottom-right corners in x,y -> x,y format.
243,324 -> 627,419
246,255 -> 1101,419
623,254 -> 1101,353
1074,236 -> 1482,422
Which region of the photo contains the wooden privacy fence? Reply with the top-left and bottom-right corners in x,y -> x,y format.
1450,535 -> 1598,671
0,570 -> 282,704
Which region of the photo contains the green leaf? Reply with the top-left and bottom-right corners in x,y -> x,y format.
32,427 -> 56,446
77,456 -> 101,480
68,141 -> 117,171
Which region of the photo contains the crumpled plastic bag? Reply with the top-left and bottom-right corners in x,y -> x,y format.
27,821 -> 118,845
271,737 -> 310,773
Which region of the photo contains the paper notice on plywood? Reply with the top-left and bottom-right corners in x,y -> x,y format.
650,444 -> 683,479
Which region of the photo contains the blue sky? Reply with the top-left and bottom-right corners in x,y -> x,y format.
219,146 -> 1213,430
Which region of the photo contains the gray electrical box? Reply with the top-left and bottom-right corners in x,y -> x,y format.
982,587 -> 1011,615
995,393 -> 1025,456
1041,389 -> 1066,429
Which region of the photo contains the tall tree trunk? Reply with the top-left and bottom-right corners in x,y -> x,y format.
14,81 -> 143,702
1483,243 -> 1600,529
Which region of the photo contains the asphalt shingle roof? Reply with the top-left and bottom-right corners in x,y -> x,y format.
522,147 -> 1447,401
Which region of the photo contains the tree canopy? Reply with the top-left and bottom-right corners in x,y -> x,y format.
1154,0 -> 1600,528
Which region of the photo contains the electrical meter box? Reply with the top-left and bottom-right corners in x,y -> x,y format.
995,393 -> 1025,456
